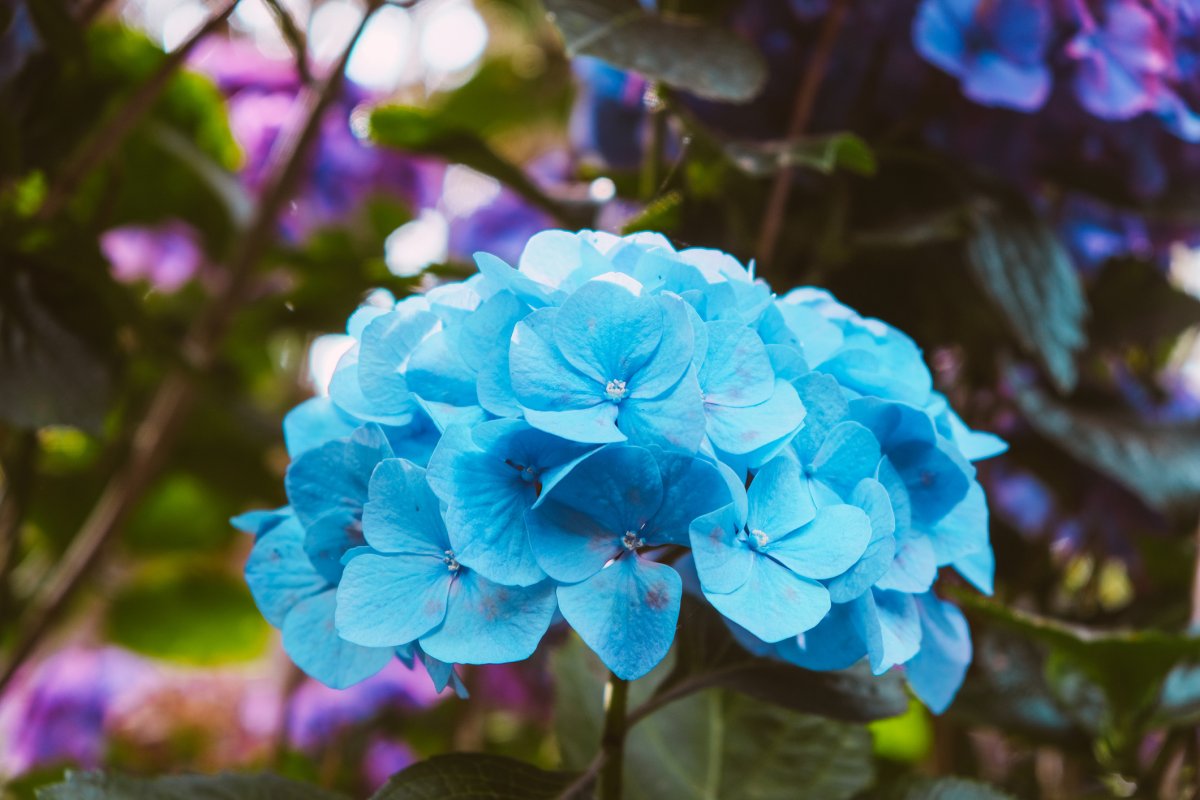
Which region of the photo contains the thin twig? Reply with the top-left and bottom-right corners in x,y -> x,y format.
753,0 -> 850,275
0,3 -> 382,695
262,0 -> 313,85
37,0 -> 240,221
557,751 -> 606,800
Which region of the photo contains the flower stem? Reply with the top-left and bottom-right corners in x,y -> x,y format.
598,671 -> 630,800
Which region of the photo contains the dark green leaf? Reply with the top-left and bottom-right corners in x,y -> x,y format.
23,0 -> 82,60
36,770 -> 348,800
966,202 -> 1087,392
878,776 -> 1016,800
650,597 -> 909,722
368,106 -> 577,225
621,191 -> 683,234
368,754 -> 585,800
1015,383 -> 1200,512
723,132 -> 876,177
957,592 -> 1200,730
544,0 -> 767,102
1086,257 -> 1200,349
105,564 -> 270,666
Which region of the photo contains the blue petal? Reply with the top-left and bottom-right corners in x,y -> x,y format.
407,330 -> 481,412
419,571 -> 557,664
689,504 -> 754,594
777,601 -> 868,671
874,531 -> 937,594
618,369 -> 706,453
826,479 -> 897,603
329,349 -> 414,427
643,450 -> 734,546
557,556 -> 682,680
362,459 -> 450,556
747,457 -> 816,539
763,504 -> 872,580
517,230 -> 610,293
283,398 -> 360,458
699,322 -> 774,407
862,589 -> 922,674
244,516 -> 327,628
704,552 -> 830,643
475,251 -> 561,307
553,280 -> 663,386
627,294 -> 694,399
905,593 -> 971,713
790,372 -> 850,463
510,309 -> 606,411
524,403 -> 624,444
426,424 -> 546,586
962,52 -> 1050,111
706,379 -> 806,456
954,545 -> 995,595
335,553 -> 454,647
926,480 -> 989,566
304,514 -> 364,584
809,421 -> 882,499
358,308 -> 440,413
285,424 -> 393,530
282,589 -> 392,689
419,649 -> 469,698
231,506 -> 290,541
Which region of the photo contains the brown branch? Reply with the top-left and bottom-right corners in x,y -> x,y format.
37,0 -> 240,221
0,3 -> 382,694
753,0 -> 850,275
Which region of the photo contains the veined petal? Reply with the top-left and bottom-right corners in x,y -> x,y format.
627,294 -> 694,399
554,280 -> 663,385
704,552 -> 830,643
810,421 -> 882,500
747,457 -> 816,539
698,321 -> 774,407
689,504 -> 753,595
618,369 -> 706,453
905,593 -> 971,713
706,379 -> 805,455
282,589 -> 392,689
419,572 -> 557,664
764,504 -> 872,580
335,553 -> 454,648
244,516 -> 328,628
510,308 -> 603,411
362,459 -> 450,556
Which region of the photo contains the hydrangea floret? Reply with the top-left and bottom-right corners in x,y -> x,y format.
237,229 -> 1004,712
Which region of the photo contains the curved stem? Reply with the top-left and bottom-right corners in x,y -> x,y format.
598,671 -> 630,800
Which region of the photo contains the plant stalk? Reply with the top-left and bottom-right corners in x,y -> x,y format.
598,671 -> 630,800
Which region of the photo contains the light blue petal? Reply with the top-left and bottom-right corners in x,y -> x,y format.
889,437 -> 972,526
475,251 -> 561,307
282,589 -> 392,689
518,230 -> 610,292
457,291 -> 528,373
244,516 -> 327,628
863,589 -> 922,674
524,403 -> 624,444
777,601 -> 868,671
698,322 -> 774,407
553,280 -> 663,385
557,556 -> 682,680
704,552 -> 830,643
826,479 -> 897,603
406,330 -> 480,410
764,504 -> 872,580
358,308 -> 440,412
747,457 -> 816,539
476,344 -> 523,418
510,309 -> 605,411
283,398 -> 360,458
706,379 -> 805,455
618,369 -> 706,453
810,421 -> 882,499
790,372 -> 850,463
303,514 -> 364,584
335,553 -> 453,647
285,424 -> 393,529
362,459 -> 449,556
329,349 -> 416,427
954,545 -> 995,596
419,649 -> 469,698
643,450 -> 734,546
689,504 -> 753,594
419,571 -> 557,664
925,480 -> 989,566
627,294 -> 694,399
874,532 -> 938,593
231,506 -> 289,540
905,593 -> 971,713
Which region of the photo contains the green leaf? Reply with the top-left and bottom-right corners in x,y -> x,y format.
878,776 -> 1016,800
105,564 -> 270,666
723,133 -> 877,177
966,201 -> 1088,392
649,598 -> 909,722
544,0 -> 767,102
124,473 -> 236,554
368,754 -> 585,800
621,191 -> 683,234
36,770 -> 348,800
1015,383 -> 1200,512
368,106 -> 576,225
869,698 -> 932,763
956,592 -> 1200,732
552,634 -> 875,800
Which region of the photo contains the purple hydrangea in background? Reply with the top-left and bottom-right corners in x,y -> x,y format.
100,221 -> 205,292
0,647 -> 152,775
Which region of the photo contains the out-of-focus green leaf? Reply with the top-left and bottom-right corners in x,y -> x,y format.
1015,383 -> 1200,513
544,0 -> 766,102
869,698 -> 932,762
966,201 -> 1088,392
621,191 -> 683,235
649,598 -> 909,722
36,770 -> 348,800
552,634 -> 874,800
124,473 -> 235,554
1086,257 -> 1200,349
369,754 -> 585,800
105,565 -> 270,666
723,133 -> 877,177
369,106 -> 575,224
878,776 -> 1016,799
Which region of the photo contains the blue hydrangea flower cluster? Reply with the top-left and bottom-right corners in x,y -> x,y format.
238,230 -> 1004,712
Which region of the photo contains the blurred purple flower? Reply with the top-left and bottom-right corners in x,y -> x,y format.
362,736 -> 416,791
569,57 -> 648,170
1066,0 -> 1174,121
0,0 -> 39,83
913,0 -> 1054,111
100,221 -> 204,292
0,647 -> 152,775
447,154 -> 564,266
287,659 -> 446,752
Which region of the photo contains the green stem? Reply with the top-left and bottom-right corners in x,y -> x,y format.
598,671 -> 630,800
639,84 -> 665,202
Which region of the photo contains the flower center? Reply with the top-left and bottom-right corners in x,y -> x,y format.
749,528 -> 769,548
622,530 -> 644,551
605,379 -> 628,402
443,550 -> 461,572
505,459 -> 540,483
